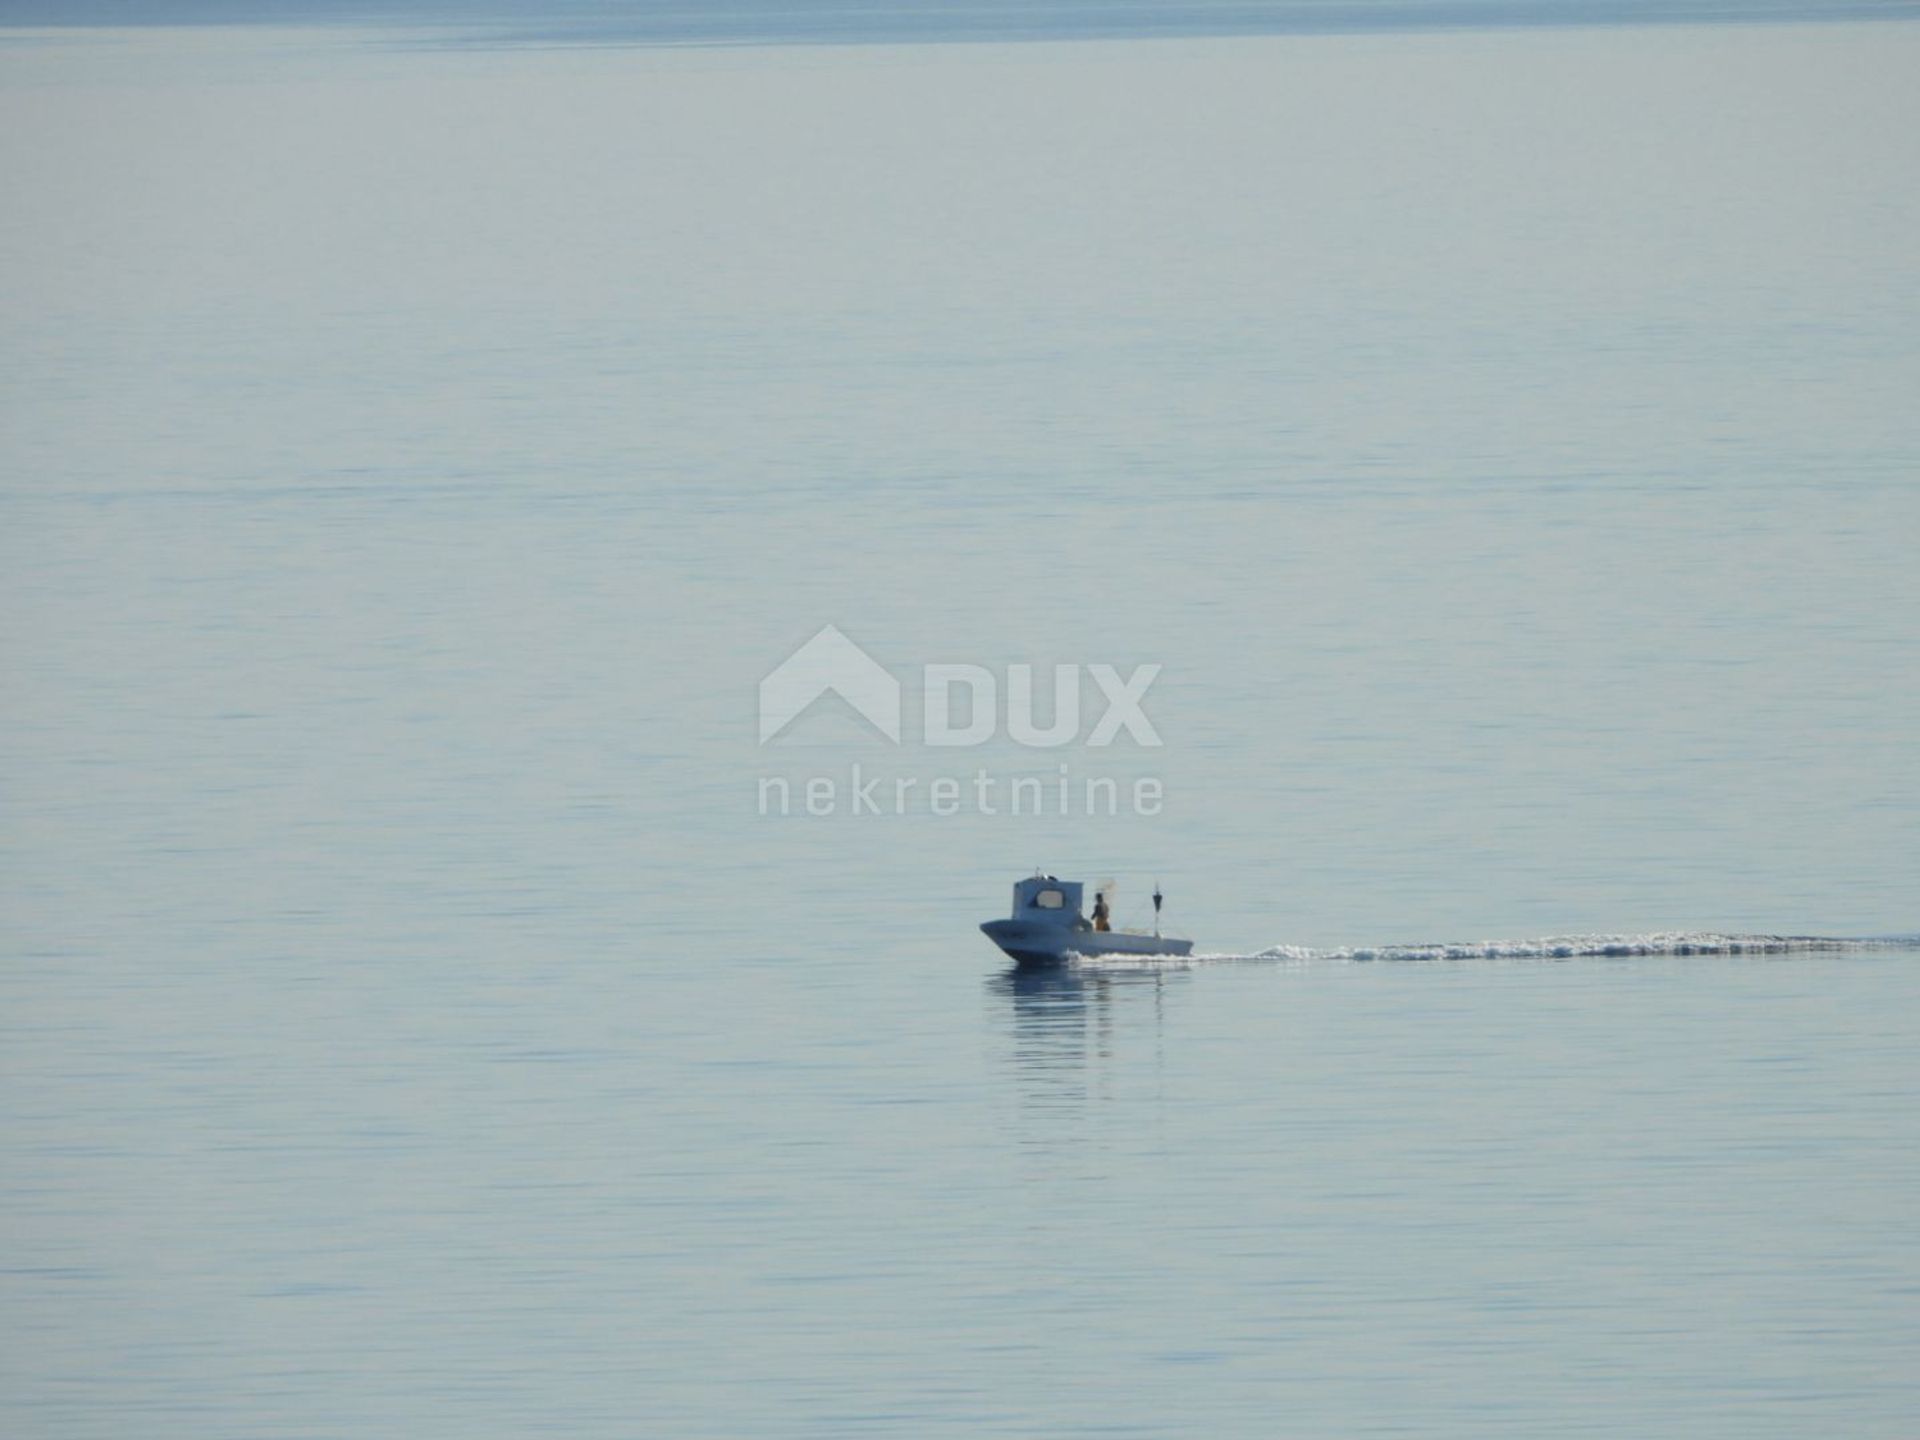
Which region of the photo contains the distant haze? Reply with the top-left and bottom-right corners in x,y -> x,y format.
4,0 -> 1919,43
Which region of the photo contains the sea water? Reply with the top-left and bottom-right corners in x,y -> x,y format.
3,10 -> 1918,1437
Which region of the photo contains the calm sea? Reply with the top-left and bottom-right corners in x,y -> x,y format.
3,9 -> 1918,1436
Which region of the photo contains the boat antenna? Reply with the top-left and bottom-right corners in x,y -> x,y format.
1152,880 -> 1164,937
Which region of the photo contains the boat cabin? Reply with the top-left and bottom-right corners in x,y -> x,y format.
1008,874 -> 1086,929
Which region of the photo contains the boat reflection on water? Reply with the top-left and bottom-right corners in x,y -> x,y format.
987,962 -> 1186,1114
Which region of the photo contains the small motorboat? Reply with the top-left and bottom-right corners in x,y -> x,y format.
981,873 -> 1194,967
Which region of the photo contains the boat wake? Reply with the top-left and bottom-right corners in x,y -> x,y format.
1077,932 -> 1920,969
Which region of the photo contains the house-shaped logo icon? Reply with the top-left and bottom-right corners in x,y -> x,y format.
758,625 -> 901,744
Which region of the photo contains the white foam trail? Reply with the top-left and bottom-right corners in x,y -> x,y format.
1079,932 -> 1917,971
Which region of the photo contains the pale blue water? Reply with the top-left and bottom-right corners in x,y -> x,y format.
4,11 -> 1919,1438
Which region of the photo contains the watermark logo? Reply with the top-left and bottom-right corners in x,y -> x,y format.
758,624 -> 901,744
756,626 -> 1166,817
758,625 -> 1161,750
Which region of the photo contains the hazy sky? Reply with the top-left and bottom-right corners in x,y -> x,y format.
4,0 -> 1918,43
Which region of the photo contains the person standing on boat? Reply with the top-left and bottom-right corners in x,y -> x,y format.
1092,890 -> 1111,932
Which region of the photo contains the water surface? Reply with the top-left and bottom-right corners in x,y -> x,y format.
3,14 -> 1918,1437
